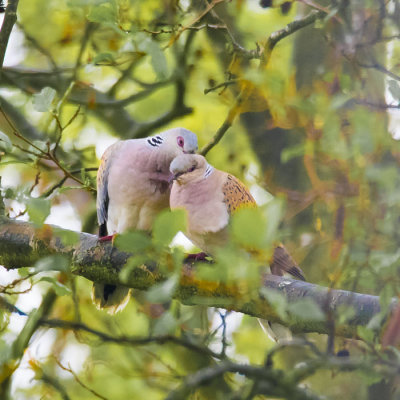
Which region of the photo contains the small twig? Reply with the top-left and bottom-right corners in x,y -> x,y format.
164,360 -> 323,400
357,58 -> 400,82
170,0 -> 227,44
53,105 -> 81,155
0,296 -> 27,315
12,142 -> 48,159
261,10 -> 326,67
39,366 -> 71,400
0,108 -> 49,155
16,21 -> 59,72
200,87 -> 247,156
41,167 -> 97,198
353,99 -> 400,109
56,360 -> 109,400
108,57 -> 141,97
219,310 -> 229,357
73,22 -> 93,82
29,171 -> 41,194
204,79 -> 238,94
0,106 -> 94,191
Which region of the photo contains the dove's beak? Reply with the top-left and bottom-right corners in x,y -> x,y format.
168,172 -> 184,183
168,172 -> 177,184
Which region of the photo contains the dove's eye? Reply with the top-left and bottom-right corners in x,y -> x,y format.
188,165 -> 196,172
177,136 -> 184,148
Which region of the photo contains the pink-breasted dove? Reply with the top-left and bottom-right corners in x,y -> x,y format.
93,128 -> 198,313
169,154 -> 305,281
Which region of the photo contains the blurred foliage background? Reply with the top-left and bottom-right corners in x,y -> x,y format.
1,0 -> 400,399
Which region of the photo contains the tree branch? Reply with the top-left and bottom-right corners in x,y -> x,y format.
0,0 -> 19,69
261,10 -> 326,67
0,217 -> 392,338
0,289 -> 56,398
38,319 -> 221,359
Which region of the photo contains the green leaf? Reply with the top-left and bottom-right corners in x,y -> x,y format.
18,267 -> 32,278
264,197 -> 285,244
145,274 -> 179,303
152,209 -> 186,247
115,231 -> 152,253
231,208 -> 267,249
32,87 -> 57,112
336,304 -> 356,325
147,41 -> 168,80
260,288 -> 288,320
135,33 -> 168,79
366,313 -> 385,331
92,52 -> 115,65
287,298 -> 325,321
4,188 -> 14,199
87,3 -> 117,24
34,255 -> 69,272
388,80 -> 400,100
26,197 -> 51,225
38,276 -> 71,296
281,143 -> 304,163
0,131 -> 12,152
53,228 -> 80,247
152,311 -> 177,336
357,326 -> 375,343
119,255 -> 152,283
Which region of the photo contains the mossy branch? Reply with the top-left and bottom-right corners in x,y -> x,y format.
0,217 -> 393,338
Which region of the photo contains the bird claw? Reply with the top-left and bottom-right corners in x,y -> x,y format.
98,234 -> 117,244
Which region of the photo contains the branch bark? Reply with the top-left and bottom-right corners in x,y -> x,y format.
0,217 -> 393,338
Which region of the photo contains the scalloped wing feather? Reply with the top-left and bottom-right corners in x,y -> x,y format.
222,174 -> 257,214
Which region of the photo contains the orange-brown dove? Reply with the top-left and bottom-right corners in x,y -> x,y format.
169,154 -> 305,280
93,128 -> 198,313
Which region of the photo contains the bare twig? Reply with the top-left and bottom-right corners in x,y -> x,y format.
41,167 -> 97,198
0,289 -> 57,398
200,86 -> 248,156
261,10 -> 326,67
170,0 -> 227,44
56,360 -> 109,400
16,21 -> 59,72
39,318 -> 222,359
200,114 -> 235,156
204,79 -> 238,94
164,360 -> 323,400
36,363 -> 71,400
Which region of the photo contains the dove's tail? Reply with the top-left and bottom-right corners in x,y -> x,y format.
91,283 -> 131,314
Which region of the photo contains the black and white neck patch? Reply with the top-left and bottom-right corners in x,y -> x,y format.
147,136 -> 164,147
204,164 -> 214,178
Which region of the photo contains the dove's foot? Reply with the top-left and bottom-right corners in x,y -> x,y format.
99,234 -> 117,243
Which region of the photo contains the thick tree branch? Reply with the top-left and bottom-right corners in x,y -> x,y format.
0,217 -> 393,338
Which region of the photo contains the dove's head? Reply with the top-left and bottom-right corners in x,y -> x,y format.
157,127 -> 198,156
169,154 -> 210,184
